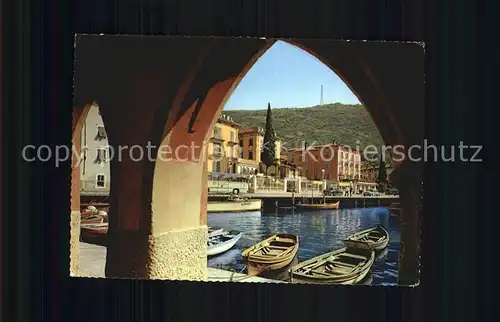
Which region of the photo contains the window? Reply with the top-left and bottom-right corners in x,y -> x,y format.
229,146 -> 234,158
212,161 -> 221,173
95,174 -> 106,188
94,148 -> 108,164
230,131 -> 235,142
239,149 -> 243,158
249,137 -> 253,147
239,139 -> 243,146
95,125 -> 107,141
248,151 -> 253,160
213,127 -> 222,139
213,143 -> 222,154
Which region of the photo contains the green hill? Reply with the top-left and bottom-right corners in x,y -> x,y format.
224,103 -> 383,149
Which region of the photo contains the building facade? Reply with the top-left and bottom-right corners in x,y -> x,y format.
206,114 -> 240,174
286,141 -> 362,182
360,160 -> 394,183
80,103 -> 111,195
237,127 -> 281,175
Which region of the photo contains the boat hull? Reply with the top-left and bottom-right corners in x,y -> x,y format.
242,233 -> 299,276
208,227 -> 224,237
343,225 -> 390,251
207,199 -> 262,213
289,248 -> 375,285
80,223 -> 108,245
295,201 -> 340,210
207,232 -> 243,256
246,254 -> 296,276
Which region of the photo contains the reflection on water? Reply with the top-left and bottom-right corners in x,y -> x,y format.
207,207 -> 401,285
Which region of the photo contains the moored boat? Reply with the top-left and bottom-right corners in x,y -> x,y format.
80,223 -> 108,244
241,233 -> 299,276
207,230 -> 243,256
343,224 -> 389,251
295,201 -> 340,210
207,198 -> 262,213
208,227 -> 224,237
289,247 -> 375,285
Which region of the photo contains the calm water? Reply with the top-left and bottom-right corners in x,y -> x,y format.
208,207 -> 400,285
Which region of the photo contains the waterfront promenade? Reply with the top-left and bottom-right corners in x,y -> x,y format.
77,242 -> 285,283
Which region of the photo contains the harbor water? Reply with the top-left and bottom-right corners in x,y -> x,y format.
207,207 -> 400,285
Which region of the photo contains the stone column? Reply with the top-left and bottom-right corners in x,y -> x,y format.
69,126 -> 82,276
298,177 -> 302,193
284,178 -> 288,192
389,160 -> 422,285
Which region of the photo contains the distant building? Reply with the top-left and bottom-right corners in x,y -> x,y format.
360,160 -> 394,183
207,114 -> 241,174
286,141 -> 362,182
80,104 -> 110,195
237,127 -> 281,175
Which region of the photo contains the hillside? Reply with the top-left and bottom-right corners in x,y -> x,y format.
224,103 -> 384,149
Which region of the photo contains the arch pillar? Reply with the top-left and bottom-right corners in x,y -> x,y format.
70,105 -> 92,275
148,79 -> 236,280
389,159 -> 423,285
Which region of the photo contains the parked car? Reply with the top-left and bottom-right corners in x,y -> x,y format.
386,188 -> 399,195
323,186 -> 343,196
363,189 -> 382,196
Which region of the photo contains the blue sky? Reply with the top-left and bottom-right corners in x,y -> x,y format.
223,40 -> 360,111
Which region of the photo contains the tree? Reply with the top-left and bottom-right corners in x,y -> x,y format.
377,157 -> 387,191
260,102 -> 277,175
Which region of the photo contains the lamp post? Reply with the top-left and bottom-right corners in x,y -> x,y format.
322,169 -> 326,204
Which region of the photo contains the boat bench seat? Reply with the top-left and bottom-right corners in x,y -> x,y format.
339,253 -> 368,260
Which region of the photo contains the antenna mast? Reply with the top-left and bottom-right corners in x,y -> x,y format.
320,85 -> 324,106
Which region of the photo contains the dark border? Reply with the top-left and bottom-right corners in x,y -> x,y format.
3,0 -> 485,321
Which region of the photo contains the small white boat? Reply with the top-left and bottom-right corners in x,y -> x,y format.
207,198 -> 262,213
208,227 -> 224,237
207,230 -> 243,256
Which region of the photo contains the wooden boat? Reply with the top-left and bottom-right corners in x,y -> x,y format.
289,248 -> 375,285
295,201 -> 340,210
241,233 -> 299,276
207,230 -> 243,256
80,222 -> 108,241
343,224 -> 389,251
207,198 -> 262,213
81,215 -> 105,225
208,227 -> 224,237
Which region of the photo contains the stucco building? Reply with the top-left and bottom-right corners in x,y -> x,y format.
286,141 -> 362,182
237,127 -> 281,175
79,103 -> 110,195
206,114 -> 241,174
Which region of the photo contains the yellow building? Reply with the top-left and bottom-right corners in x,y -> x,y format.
207,114 -> 240,174
237,127 -> 281,175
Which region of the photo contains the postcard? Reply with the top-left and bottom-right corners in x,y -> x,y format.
67,35 -> 424,286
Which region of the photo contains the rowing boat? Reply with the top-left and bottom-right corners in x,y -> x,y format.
207,230 -> 243,256
295,201 -> 340,210
81,222 -> 108,242
343,224 -> 389,251
208,227 -> 224,237
241,233 -> 299,276
289,247 -> 375,285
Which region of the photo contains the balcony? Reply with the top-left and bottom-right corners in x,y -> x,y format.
210,131 -> 225,142
212,148 -> 224,157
